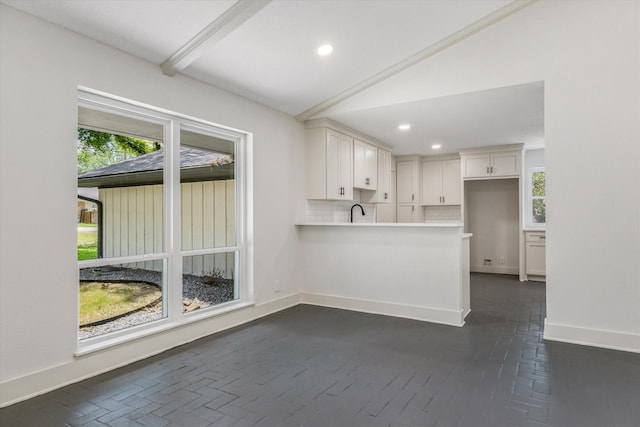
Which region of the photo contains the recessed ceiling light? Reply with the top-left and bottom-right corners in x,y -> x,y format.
431,144 -> 442,149
398,124 -> 411,130
317,44 -> 334,56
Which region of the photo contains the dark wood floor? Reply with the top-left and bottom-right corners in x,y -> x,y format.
2,273 -> 640,426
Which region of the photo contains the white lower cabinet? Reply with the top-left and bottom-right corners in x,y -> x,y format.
525,231 -> 546,279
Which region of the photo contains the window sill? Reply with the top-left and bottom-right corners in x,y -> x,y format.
75,300 -> 255,357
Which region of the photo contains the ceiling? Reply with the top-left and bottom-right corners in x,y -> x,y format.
2,0 -> 543,154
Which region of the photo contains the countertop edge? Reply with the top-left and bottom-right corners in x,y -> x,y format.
295,222 -> 464,228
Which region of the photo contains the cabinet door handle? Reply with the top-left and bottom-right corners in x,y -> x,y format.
491,166 -> 495,174
442,196 -> 445,203
384,192 -> 388,200
412,205 -> 415,212
412,194 -> 415,201
487,166 -> 490,174
365,177 -> 370,185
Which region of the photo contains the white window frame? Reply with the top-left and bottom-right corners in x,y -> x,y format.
527,166 -> 546,228
76,87 -> 252,354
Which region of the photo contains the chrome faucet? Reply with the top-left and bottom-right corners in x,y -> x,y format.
350,204 -> 365,223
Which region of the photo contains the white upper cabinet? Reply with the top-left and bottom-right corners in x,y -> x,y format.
397,160 -> 418,204
375,149 -> 391,203
421,159 -> 461,206
305,127 -> 353,200
460,147 -> 522,179
396,159 -> 423,222
353,139 -> 378,190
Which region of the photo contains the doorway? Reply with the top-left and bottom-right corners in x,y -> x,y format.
464,178 -> 520,275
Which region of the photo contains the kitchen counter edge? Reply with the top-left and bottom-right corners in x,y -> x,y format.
296,222 -> 464,228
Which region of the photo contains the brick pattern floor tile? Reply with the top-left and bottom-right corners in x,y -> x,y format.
2,273 -> 640,426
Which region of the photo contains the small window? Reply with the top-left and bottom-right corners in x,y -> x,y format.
528,167 -> 546,225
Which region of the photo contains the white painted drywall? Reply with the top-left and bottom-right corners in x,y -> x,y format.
323,0 -> 640,350
525,149 -> 545,170
0,5 -> 305,404
464,179 -> 520,274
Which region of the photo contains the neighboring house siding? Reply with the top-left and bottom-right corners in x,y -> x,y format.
99,180 -> 235,277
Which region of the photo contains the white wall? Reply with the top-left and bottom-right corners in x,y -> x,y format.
525,149 -> 545,170
464,179 -> 520,275
323,0 -> 640,352
0,5 -> 304,405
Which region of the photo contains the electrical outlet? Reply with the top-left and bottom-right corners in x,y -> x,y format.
499,257 -> 505,264
484,259 -> 491,266
274,280 -> 280,293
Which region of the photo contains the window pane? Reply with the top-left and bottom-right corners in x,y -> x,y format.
182,252 -> 238,313
79,262 -> 166,340
180,129 -> 236,250
77,198 -> 100,260
77,121 -> 165,261
532,199 -> 546,223
532,171 -> 545,197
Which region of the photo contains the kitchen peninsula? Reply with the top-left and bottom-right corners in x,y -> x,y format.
296,222 -> 471,327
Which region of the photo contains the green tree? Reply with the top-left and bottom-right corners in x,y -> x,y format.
77,129 -> 161,174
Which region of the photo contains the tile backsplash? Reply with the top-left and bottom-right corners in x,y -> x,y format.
306,192 -> 376,223
423,205 -> 462,222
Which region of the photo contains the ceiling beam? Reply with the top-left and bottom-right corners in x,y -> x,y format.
161,0 -> 271,76
295,0 -> 538,122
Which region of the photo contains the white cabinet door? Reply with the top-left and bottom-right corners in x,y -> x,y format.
421,161 -> 442,205
396,161 -> 416,204
396,205 -> 415,223
325,130 -> 341,199
376,149 -> 391,203
353,139 -> 377,190
325,130 -> 352,200
338,134 -> 353,200
526,242 -> 546,276
461,151 -> 521,178
462,154 -> 491,178
442,159 -> 462,205
421,159 -> 461,205
491,152 -> 519,177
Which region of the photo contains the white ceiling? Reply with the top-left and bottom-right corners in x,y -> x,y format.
1,0 -> 543,154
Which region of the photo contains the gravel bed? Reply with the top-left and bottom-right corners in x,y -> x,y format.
79,267 -> 234,340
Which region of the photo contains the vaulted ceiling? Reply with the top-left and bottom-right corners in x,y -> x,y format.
1,0 -> 543,154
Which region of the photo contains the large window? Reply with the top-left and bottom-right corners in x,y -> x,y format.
77,89 -> 248,345
528,167 -> 546,226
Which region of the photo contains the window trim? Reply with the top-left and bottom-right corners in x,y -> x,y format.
76,87 -> 252,352
526,166 -> 546,228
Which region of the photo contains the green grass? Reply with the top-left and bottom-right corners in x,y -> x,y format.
78,223 -> 97,228
77,228 -> 98,260
79,281 -> 161,326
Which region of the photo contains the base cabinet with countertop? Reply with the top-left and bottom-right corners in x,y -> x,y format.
525,231 -> 546,280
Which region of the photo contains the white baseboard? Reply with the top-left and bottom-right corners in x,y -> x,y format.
471,265 -> 519,275
544,319 -> 640,354
300,292 -> 465,327
0,293 -> 300,408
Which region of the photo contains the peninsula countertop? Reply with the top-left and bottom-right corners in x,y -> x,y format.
295,222 -> 464,228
